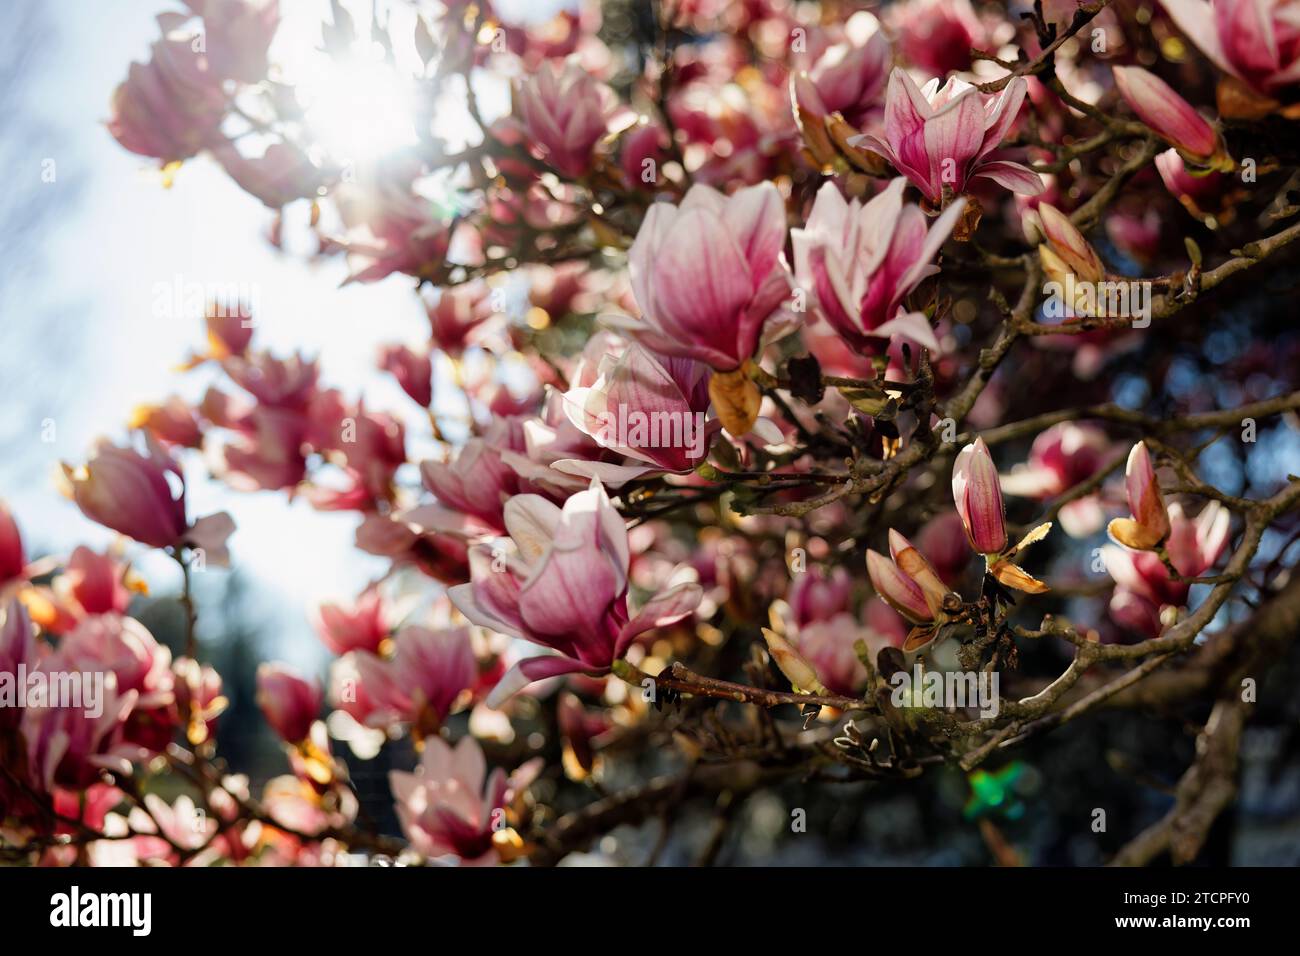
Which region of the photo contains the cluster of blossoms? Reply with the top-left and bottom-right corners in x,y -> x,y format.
4,0 -> 1295,867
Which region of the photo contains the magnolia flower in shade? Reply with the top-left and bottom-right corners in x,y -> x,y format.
1111,66 -> 1232,170
1161,0 -> 1300,98
63,440 -> 236,566
1155,148 -> 1227,218
1000,423 -> 1110,537
555,342 -> 717,484
788,566 -> 853,628
63,547 -> 133,617
59,614 -> 177,753
796,614 -> 878,696
557,691 -> 613,780
389,735 -> 541,865
855,70 -> 1044,207
315,584 -> 388,656
622,181 -> 790,372
515,60 -> 618,178
792,178 -> 965,354
1108,442 -> 1171,551
378,344 -> 433,408
1032,203 -> 1105,288
256,663 -> 322,744
0,500 -> 25,586
22,680 -> 141,793
890,0 -> 986,77
952,438 -> 1008,556
1105,501 -> 1231,637
0,600 -> 35,732
449,479 -> 702,705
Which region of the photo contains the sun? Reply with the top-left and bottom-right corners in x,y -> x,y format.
298,50 -> 419,166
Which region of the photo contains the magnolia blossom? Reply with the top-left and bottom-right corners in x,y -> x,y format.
0,501 -> 25,586
866,530 -> 958,651
1108,442 -> 1171,551
389,735 -> 540,865
378,344 -> 433,408
0,600 -> 35,733
792,17 -> 891,133
1162,0 -> 1300,97
420,421 -> 526,532
315,584 -> 388,656
890,0 -> 986,77
555,342 -> 716,484
1106,501 -> 1231,637
855,70 -> 1043,207
256,663 -> 322,744
107,18 -> 229,161
1032,203 -> 1105,290
449,480 -> 702,704
792,178 -> 965,353
1112,66 -> 1230,169
1000,423 -> 1110,537
516,61 -> 618,178
63,439 -> 235,565
623,181 -> 790,371
1155,148 -> 1227,216
952,438 -> 1008,556
331,625 -> 477,733
788,566 -> 853,628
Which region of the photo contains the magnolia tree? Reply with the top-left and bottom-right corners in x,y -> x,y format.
2,0 -> 1299,867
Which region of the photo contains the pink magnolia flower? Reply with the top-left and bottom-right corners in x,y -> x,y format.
867,529 -> 953,630
1000,423 -> 1110,537
449,479 -> 702,704
1112,66 -> 1228,167
420,422 -> 526,533
855,70 -> 1043,207
60,614 -> 177,754
788,566 -> 853,628
1105,501 -> 1231,637
952,437 -> 1008,556
622,182 -> 790,371
378,344 -> 433,408
315,584 -> 388,656
1155,148 -> 1227,214
792,178 -> 965,353
795,614 -> 871,696
793,19 -> 891,129
256,663 -> 322,744
426,281 -> 495,357
1108,441 -> 1171,551
389,735 -> 540,865
890,0 -> 986,77
63,439 -> 235,565
1032,203 -> 1105,285
332,625 -> 477,733
516,60 -> 618,178
172,656 -> 226,746
211,140 -> 324,209
0,500 -> 25,586
108,17 -> 229,162
1161,0 -> 1300,96
22,682 -> 141,793
130,395 -> 203,448
333,175 -> 454,283
555,342 -> 717,484
186,0 -> 280,84
0,599 -> 35,732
